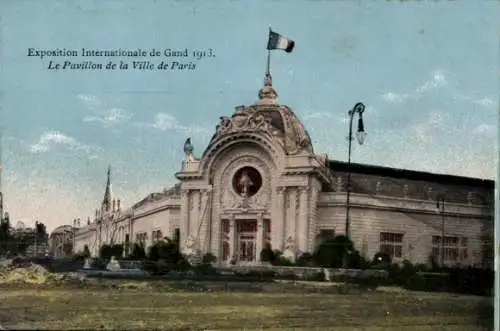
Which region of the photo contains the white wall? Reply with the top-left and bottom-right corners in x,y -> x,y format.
317,192 -> 490,266
132,199 -> 180,249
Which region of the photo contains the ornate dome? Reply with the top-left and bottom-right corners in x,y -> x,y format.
206,77 -> 314,155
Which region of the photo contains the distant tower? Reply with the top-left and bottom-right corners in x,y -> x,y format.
101,166 -> 112,213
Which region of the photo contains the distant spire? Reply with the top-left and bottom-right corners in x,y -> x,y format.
102,165 -> 112,212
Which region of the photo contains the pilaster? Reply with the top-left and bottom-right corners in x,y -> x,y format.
298,186 -> 309,254
211,215 -> 221,260
272,186 -> 285,251
308,183 -> 319,252
229,215 -> 236,262
256,213 -> 264,262
179,188 -> 190,253
199,188 -> 212,252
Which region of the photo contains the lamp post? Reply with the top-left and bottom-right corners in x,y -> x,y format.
344,102 -> 367,239
436,195 -> 445,267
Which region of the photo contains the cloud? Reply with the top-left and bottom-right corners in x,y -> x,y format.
136,112 -> 213,135
383,70 -> 447,104
83,108 -> 132,127
409,110 -> 449,144
302,105 -> 377,124
382,70 -> 496,111
454,94 -> 497,109
472,123 -> 496,136
77,94 -> 101,108
78,94 -> 132,127
29,131 -> 102,158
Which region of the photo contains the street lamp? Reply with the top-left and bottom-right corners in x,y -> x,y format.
345,102 -> 367,239
436,194 -> 446,267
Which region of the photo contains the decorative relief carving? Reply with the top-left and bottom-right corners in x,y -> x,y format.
217,153 -> 272,211
185,235 -> 197,249
285,188 -> 291,209
214,108 -> 275,141
283,236 -> 296,260
189,193 -> 194,210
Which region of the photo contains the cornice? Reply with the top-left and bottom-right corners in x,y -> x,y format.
133,203 -> 180,220
318,192 -> 492,219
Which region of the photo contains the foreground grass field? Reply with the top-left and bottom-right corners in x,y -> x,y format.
0,280 -> 493,330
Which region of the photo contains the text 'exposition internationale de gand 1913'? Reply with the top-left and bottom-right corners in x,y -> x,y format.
27,47 -> 216,71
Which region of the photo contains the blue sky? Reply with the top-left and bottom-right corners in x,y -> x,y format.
1,1 -> 498,231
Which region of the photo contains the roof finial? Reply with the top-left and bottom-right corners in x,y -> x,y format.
102,165 -> 112,212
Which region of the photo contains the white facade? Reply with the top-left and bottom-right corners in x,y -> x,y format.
71,80 -> 494,267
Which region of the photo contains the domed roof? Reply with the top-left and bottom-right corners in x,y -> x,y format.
206,76 -> 314,155
50,225 -> 73,235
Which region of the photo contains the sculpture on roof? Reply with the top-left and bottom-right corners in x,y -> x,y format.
183,137 -> 197,162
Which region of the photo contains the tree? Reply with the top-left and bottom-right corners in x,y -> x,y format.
99,244 -> 113,260
0,213 -> 11,254
313,235 -> 354,268
35,221 -> 47,238
83,245 -> 91,258
147,237 -> 183,264
129,243 -> 146,260
111,244 -> 124,258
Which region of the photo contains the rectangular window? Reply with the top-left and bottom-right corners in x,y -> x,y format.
481,235 -> 493,268
379,232 -> 404,259
135,232 -> 147,245
431,236 -> 468,263
151,229 -> 163,243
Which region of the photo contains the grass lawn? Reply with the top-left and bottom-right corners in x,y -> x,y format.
0,280 -> 493,330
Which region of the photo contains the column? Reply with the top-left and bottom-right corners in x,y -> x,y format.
298,187 -> 309,254
288,188 -> 297,243
199,188 -> 211,252
211,216 -> 221,260
192,191 -> 201,239
229,217 -> 236,263
273,186 -> 285,251
179,189 -> 189,253
256,214 -> 264,262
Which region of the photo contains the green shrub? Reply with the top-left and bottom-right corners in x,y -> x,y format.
372,251 -> 391,265
201,252 -> 217,264
99,244 -> 113,260
247,270 -> 276,280
310,271 -> 325,282
347,250 -> 369,269
130,243 -> 146,260
313,235 -> 354,268
414,263 -> 429,272
405,274 -> 426,291
271,251 -> 294,266
296,252 -> 314,267
193,263 -> 218,276
260,247 -> 275,263
148,238 -> 183,264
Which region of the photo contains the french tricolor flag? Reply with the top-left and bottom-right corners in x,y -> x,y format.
267,29 -> 295,53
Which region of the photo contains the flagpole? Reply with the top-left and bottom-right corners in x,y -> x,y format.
265,27 -> 272,86
266,49 -> 271,77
